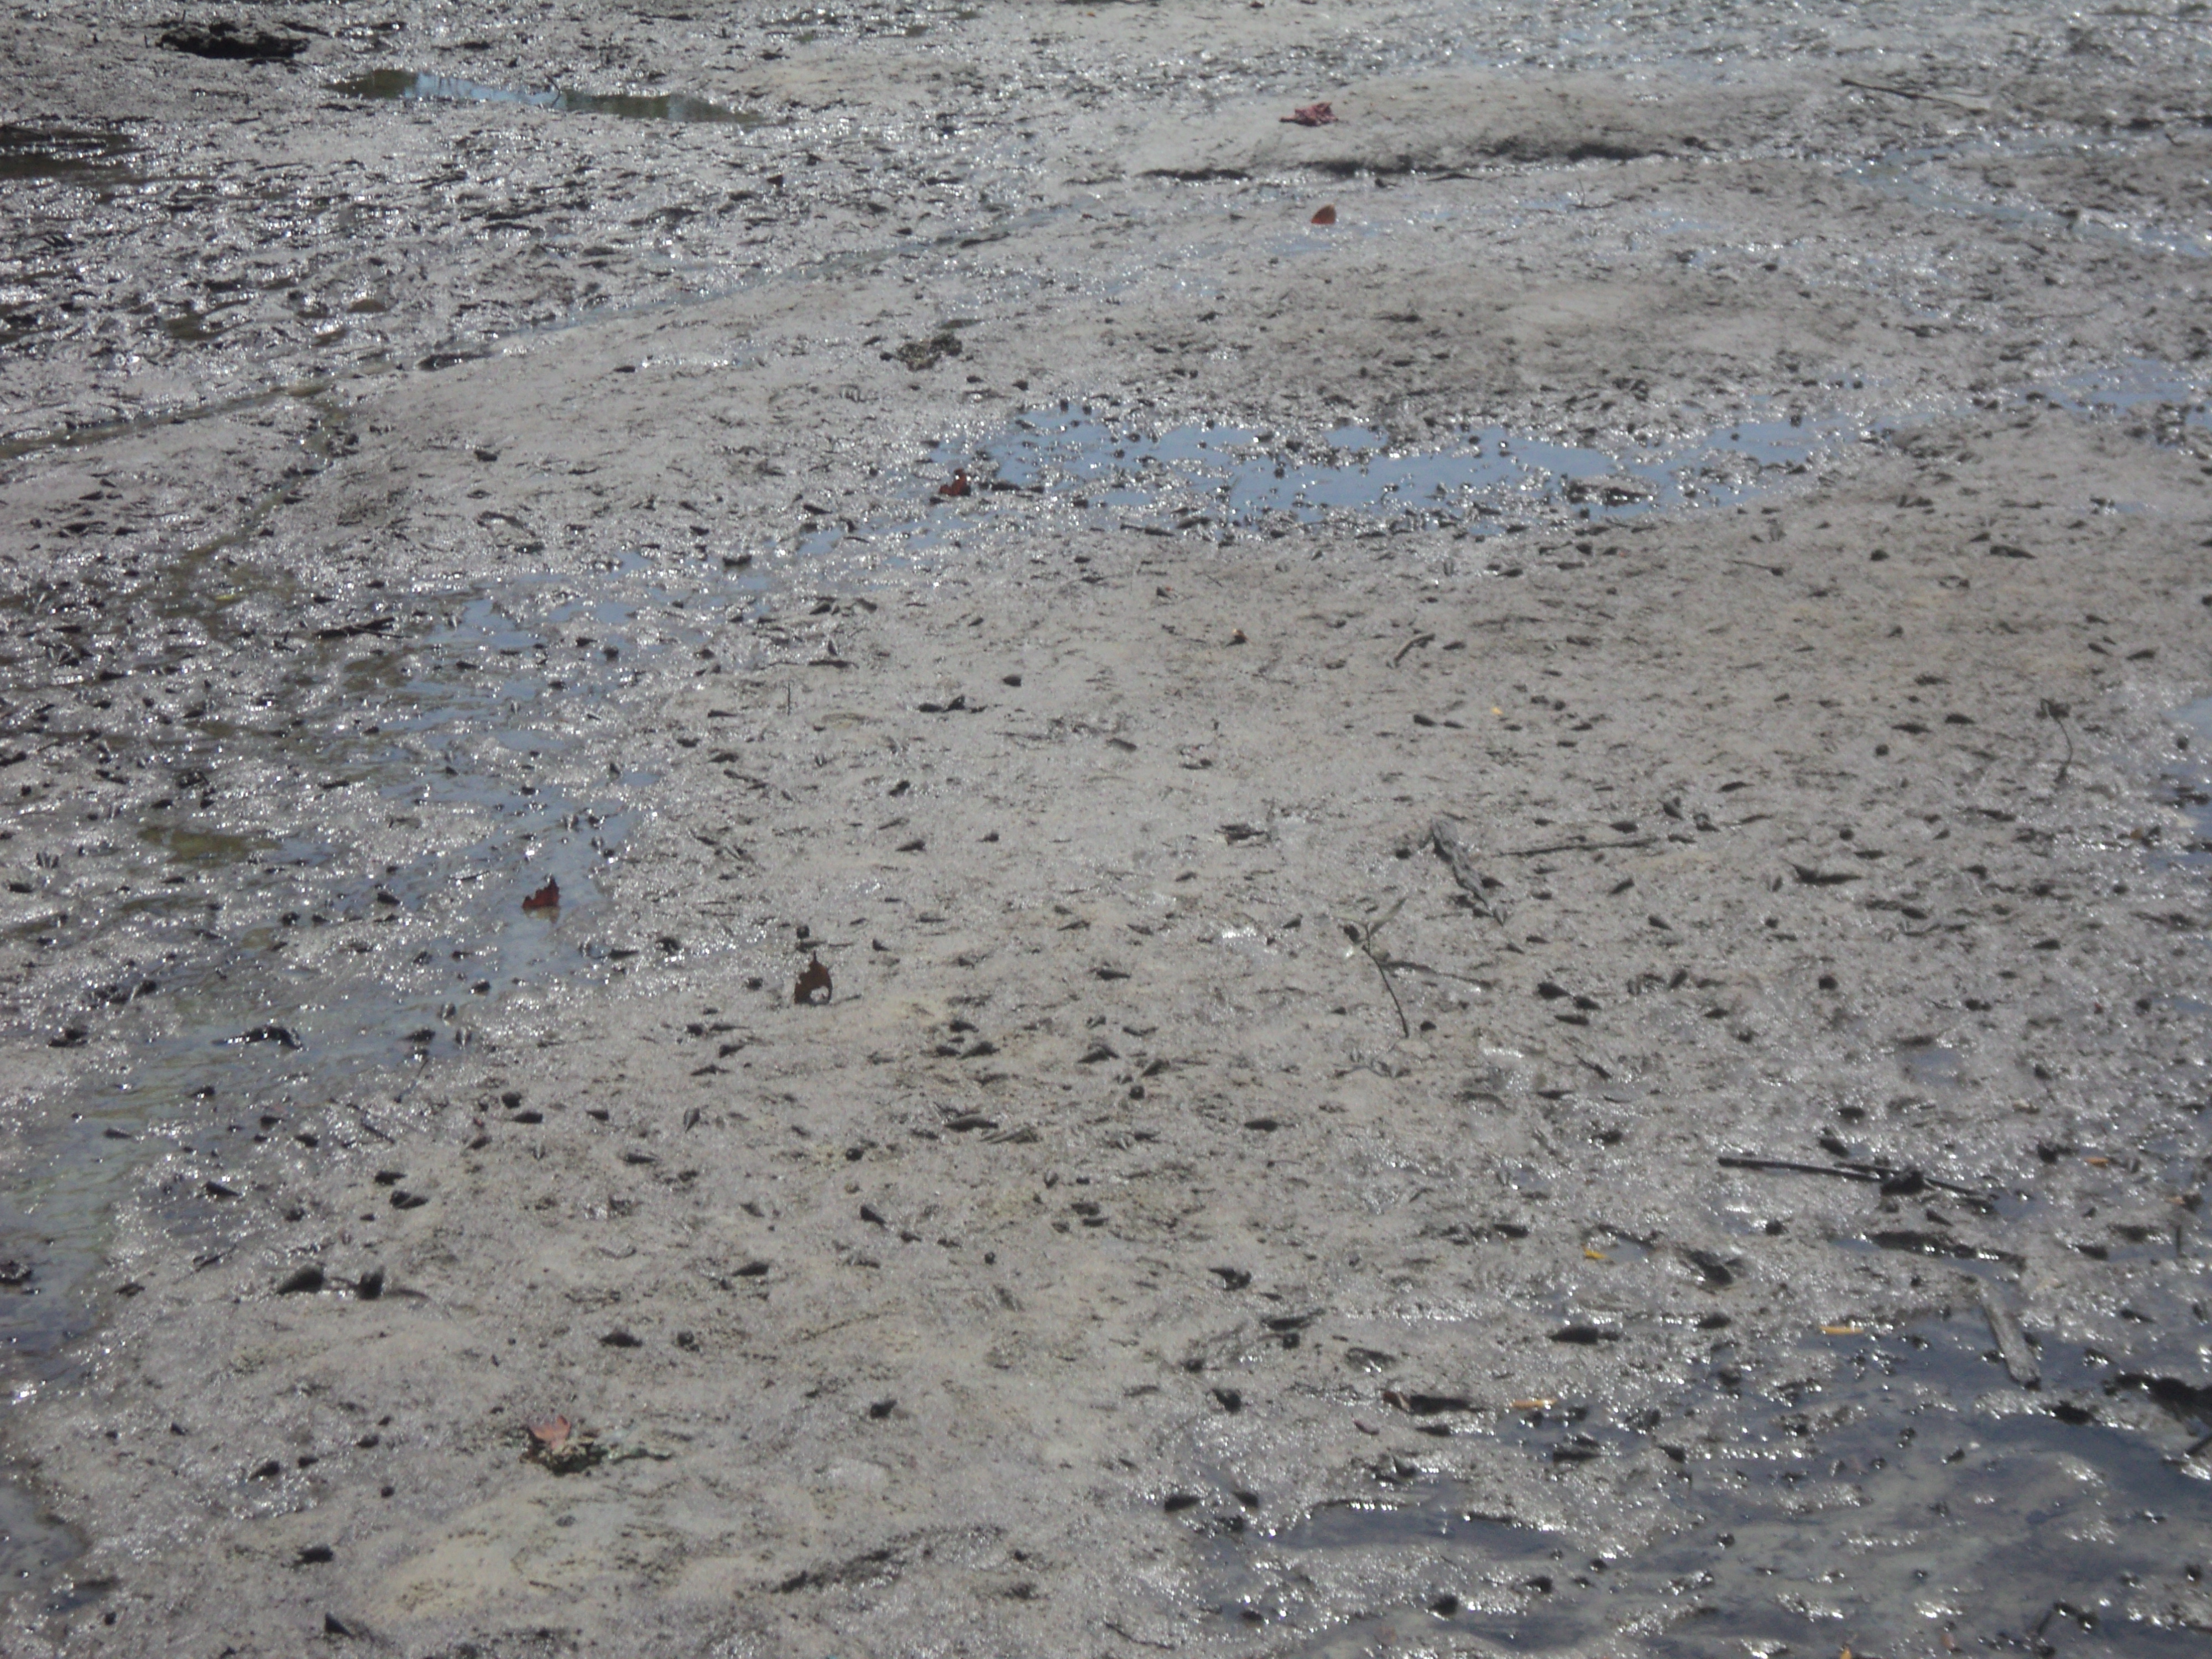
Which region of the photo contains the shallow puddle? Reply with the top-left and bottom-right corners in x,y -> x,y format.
330,70 -> 760,125
957,406 -> 1858,535
771,400 -> 1875,570
827,357 -> 2206,566
1211,1316 -> 2212,1655
0,555 -> 773,1602
0,126 -> 138,183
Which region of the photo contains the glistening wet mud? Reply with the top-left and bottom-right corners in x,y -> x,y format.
1209,1315 -> 2212,1656
329,70 -> 760,126
0,127 -> 137,184
786,399 -> 1872,571
0,548 -> 775,1603
1849,138 -> 2212,263
874,356 -> 2210,563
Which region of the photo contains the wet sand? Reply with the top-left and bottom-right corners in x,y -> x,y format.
4,0 -> 2212,1652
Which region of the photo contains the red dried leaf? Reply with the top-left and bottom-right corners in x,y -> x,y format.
528,1415 -> 571,1451
793,952 -> 832,1005
937,469 -> 972,499
1282,101 -> 1337,126
522,878 -> 560,913
1310,204 -> 1337,226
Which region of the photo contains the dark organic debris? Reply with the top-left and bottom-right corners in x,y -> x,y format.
2109,1372 -> 2212,1424
1867,1229 -> 2025,1267
774,1544 -> 901,1593
1980,1284 -> 2041,1388
1282,101 -> 1338,126
1431,815 -> 1505,923
793,953 -> 833,1004
522,878 -> 560,913
895,331 -> 962,371
1562,474 -> 1655,506
1792,863 -> 1861,886
222,1024 -> 300,1050
1383,1390 -> 1476,1415
1718,1152 -> 1996,1208
1681,1247 -> 1736,1288
1310,203 -> 1338,226
275,1265 -> 326,1295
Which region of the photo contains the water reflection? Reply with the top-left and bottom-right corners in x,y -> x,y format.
331,70 -> 760,126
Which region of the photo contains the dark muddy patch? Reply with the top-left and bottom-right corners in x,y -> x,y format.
1211,1316 -> 2212,1655
159,20 -> 309,62
0,1477 -> 90,1621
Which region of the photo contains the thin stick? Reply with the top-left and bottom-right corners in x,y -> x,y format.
1840,76 -> 1991,113
1506,836 -> 1656,858
1718,1153 -> 1997,1207
2041,698 -> 2074,788
1352,895 -> 1412,1038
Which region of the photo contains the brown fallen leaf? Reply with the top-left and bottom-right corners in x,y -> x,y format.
1310,204 -> 1337,226
528,1415 -> 571,1452
1282,100 -> 1338,126
522,878 -> 560,913
937,469 -> 972,499
794,953 -> 832,1005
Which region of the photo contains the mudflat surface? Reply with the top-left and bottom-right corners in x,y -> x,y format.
3,1 -> 2211,1654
